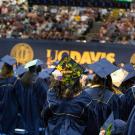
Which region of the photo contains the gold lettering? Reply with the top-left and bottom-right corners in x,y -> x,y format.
57,50 -> 69,61
106,53 -> 115,63
90,52 -> 101,63
80,52 -> 92,64
70,51 -> 81,63
100,53 -> 107,59
46,49 -> 58,63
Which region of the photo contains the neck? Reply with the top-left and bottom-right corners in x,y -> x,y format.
91,84 -> 103,88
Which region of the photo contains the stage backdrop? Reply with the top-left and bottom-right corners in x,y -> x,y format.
0,39 -> 135,65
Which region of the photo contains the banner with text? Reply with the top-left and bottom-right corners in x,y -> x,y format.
0,39 -> 135,65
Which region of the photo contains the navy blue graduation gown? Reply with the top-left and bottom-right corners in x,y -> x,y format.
14,71 -> 47,135
42,89 -> 98,135
0,76 -> 19,134
125,106 -> 135,135
33,78 -> 48,112
123,86 -> 135,121
85,87 -> 121,129
15,80 -> 41,135
33,78 -> 48,128
117,93 -> 128,121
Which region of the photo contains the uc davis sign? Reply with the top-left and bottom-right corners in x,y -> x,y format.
0,38 -> 135,65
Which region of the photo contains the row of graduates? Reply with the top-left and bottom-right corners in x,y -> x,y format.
0,55 -> 135,135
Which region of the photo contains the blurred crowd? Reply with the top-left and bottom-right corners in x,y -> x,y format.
0,0 -> 97,41
97,6 -> 135,45
0,0 -> 135,44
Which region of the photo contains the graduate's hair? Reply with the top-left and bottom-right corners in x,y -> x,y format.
1,63 -> 13,77
4,63 -> 13,72
21,71 -> 34,87
29,65 -> 36,73
49,76 -> 82,99
120,78 -> 135,91
91,74 -> 113,91
36,65 -> 42,74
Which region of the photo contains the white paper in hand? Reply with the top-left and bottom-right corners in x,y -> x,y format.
111,68 -> 128,87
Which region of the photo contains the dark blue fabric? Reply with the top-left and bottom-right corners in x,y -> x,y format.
15,79 -> 41,135
33,78 -> 48,128
43,90 -> 98,135
85,87 -> 121,129
123,86 -> 135,121
16,76 -> 48,135
124,106 -> 135,135
0,76 -> 18,135
33,78 -> 48,111
118,94 -> 128,121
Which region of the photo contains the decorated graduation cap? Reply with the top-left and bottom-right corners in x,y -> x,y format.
1,55 -> 16,66
15,66 -> 27,77
102,112 -> 126,135
87,58 -> 119,78
52,55 -> 84,87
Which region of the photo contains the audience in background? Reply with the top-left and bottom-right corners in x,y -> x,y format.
0,0 -> 135,44
0,0 -> 97,41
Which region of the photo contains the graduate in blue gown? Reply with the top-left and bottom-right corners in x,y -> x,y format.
17,60 -> 42,135
33,59 -> 48,111
42,56 -> 99,135
119,66 -> 135,121
17,59 -> 49,135
32,60 -> 50,134
85,59 -> 121,129
0,55 -> 19,135
99,112 -> 126,135
125,106 -> 135,135
120,64 -> 135,94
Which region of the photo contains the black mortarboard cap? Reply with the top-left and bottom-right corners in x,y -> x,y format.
16,66 -> 27,76
87,59 -> 119,78
1,55 -> 16,66
123,64 -> 134,72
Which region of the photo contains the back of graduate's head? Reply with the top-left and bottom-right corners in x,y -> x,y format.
49,55 -> 84,99
0,55 -> 16,77
1,63 -> 13,77
25,59 -> 43,74
91,74 -> 113,90
120,80 -> 134,91
50,75 -> 82,99
36,65 -> 42,74
91,74 -> 104,87
21,71 -> 34,87
29,65 -> 36,73
106,75 -> 113,90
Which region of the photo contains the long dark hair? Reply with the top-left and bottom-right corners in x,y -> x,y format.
91,74 -> 113,91
1,63 -> 13,77
49,76 -> 82,99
